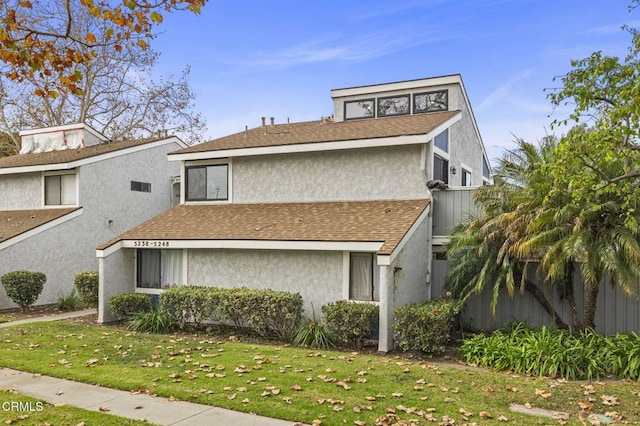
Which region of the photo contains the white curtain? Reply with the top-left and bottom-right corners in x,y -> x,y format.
350,253 -> 373,301
160,250 -> 183,288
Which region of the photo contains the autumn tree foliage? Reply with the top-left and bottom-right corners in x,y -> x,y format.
0,1 -> 207,149
0,0 -> 205,95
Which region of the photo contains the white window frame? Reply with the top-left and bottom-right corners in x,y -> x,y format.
42,170 -> 78,208
182,158 -> 232,204
135,248 -> 186,294
460,163 -> 473,187
342,251 -> 380,303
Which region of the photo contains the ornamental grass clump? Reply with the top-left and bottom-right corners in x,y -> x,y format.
460,323 -> 640,380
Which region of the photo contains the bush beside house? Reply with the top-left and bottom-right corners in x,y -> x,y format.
1,271 -> 46,312
74,271 -> 99,307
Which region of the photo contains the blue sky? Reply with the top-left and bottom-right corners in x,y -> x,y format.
152,0 -> 637,163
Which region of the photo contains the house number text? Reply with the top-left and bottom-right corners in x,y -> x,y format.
133,240 -> 170,248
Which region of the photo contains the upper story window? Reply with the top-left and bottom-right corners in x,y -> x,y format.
44,172 -> 76,206
414,90 -> 448,113
462,168 -> 472,186
433,154 -> 449,185
343,89 -> 449,120
377,95 -> 410,117
185,163 -> 228,201
344,99 -> 375,120
434,129 -> 449,152
482,157 -> 491,181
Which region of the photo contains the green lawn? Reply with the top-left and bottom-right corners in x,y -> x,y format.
0,322 -> 637,425
0,390 -> 154,425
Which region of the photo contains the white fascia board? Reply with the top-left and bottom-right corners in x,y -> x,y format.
96,240 -> 123,258
0,208 -> 83,251
71,137 -> 185,168
168,131 -> 454,162
0,137 -> 184,175
331,75 -> 461,98
0,163 -> 73,175
116,239 -> 383,252
384,203 -> 431,265
19,123 -> 107,142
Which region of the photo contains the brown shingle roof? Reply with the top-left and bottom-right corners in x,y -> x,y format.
171,111 -> 459,155
0,137 -> 167,170
98,199 -> 430,255
0,208 -> 80,244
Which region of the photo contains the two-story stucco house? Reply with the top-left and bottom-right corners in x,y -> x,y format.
0,123 -> 186,308
97,75 -> 491,351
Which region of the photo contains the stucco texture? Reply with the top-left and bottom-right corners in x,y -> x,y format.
0,173 -> 41,210
233,145 -> 428,203
187,248 -> 343,315
0,142 -> 181,309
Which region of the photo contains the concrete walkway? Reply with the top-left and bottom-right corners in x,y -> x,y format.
0,309 -> 300,425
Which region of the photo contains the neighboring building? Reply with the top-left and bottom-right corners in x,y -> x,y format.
97,75 -> 491,351
0,123 -> 186,308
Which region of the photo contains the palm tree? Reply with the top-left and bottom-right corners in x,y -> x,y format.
446,137 -> 571,329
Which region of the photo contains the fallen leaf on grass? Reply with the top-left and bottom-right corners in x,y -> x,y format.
290,385 -> 303,391
459,408 -> 473,417
600,395 -> 619,406
479,411 -> 492,418
391,392 -> 403,398
336,381 -> 351,390
535,389 -> 553,398
578,400 -> 594,410
497,414 -> 509,421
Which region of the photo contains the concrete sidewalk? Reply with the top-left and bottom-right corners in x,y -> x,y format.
0,310 -> 300,425
0,308 -> 98,327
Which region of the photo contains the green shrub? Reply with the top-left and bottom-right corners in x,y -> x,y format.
159,286 -> 303,340
393,298 -> 462,354
459,324 -> 640,381
238,289 -> 303,341
293,318 -> 334,349
74,271 -> 99,307
108,293 -> 152,320
215,287 -> 249,328
322,300 -> 378,349
1,271 -> 46,312
159,286 -> 217,329
127,308 -> 177,333
58,290 -> 81,311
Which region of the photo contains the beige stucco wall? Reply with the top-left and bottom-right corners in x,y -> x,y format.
232,145 -> 429,203
187,248 -> 344,315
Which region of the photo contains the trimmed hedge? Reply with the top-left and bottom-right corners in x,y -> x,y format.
159,286 -> 303,341
160,286 -> 217,329
393,298 -> 461,354
1,271 -> 46,312
74,271 -> 99,307
108,293 -> 152,320
321,300 -> 378,349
